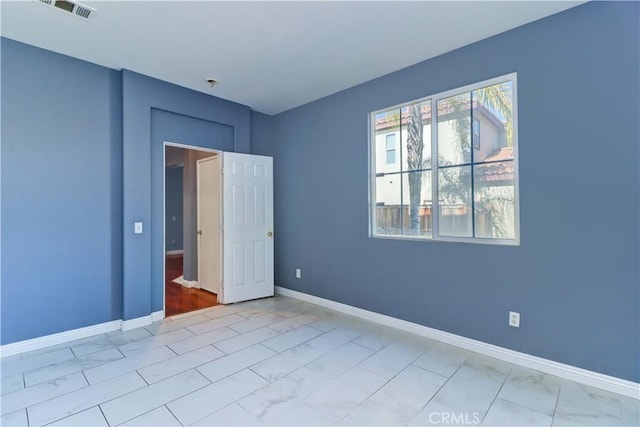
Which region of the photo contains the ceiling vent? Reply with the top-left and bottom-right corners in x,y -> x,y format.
38,0 -> 95,20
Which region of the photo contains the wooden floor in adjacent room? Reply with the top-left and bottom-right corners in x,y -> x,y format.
165,255 -> 218,317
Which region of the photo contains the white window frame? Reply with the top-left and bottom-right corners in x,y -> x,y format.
369,73 -> 520,246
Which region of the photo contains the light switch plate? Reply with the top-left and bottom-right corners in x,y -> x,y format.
134,222 -> 143,234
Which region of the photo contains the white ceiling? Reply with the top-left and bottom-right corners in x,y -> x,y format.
1,0 -> 583,114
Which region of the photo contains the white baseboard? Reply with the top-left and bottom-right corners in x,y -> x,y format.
0,320 -> 121,358
275,286 -> 640,400
151,310 -> 165,322
121,310 -> 165,331
121,316 -> 150,331
182,280 -> 199,289
166,250 -> 184,255
172,275 -> 199,289
1,310 -> 169,357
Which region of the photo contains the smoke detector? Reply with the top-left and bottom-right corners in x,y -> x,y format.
38,0 -> 95,20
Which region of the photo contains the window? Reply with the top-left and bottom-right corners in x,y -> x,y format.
370,74 -> 519,245
473,117 -> 481,150
385,134 -> 397,164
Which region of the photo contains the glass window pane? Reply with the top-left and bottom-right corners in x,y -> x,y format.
386,149 -> 396,164
438,165 -> 472,237
472,81 -> 514,163
375,175 -> 402,235
401,101 -> 432,171
437,93 -> 471,167
402,171 -> 432,237
385,134 -> 396,149
374,109 -> 401,174
474,161 -> 515,239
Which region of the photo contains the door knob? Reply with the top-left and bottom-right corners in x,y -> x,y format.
267,231 -> 273,237
197,230 -> 203,235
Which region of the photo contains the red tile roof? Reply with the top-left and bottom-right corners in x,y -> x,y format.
375,100 -> 505,132
475,147 -> 514,185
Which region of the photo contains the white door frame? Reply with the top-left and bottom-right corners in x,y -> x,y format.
162,141 -> 221,319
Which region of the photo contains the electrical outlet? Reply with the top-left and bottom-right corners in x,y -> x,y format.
295,268 -> 301,279
134,222 -> 143,234
509,311 -> 520,327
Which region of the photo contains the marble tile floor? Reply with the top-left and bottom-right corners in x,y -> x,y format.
1,295 -> 638,426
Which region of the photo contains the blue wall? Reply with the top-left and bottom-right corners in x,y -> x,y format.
122,71 -> 250,318
262,2 -> 640,381
251,111 -> 275,157
165,166 -> 184,252
0,39 -> 252,342
1,38 -> 123,343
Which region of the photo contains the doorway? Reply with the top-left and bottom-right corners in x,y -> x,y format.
162,142 -> 275,319
164,143 -> 221,317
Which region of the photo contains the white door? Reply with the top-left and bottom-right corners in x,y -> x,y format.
222,152 -> 274,304
197,156 -> 221,295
